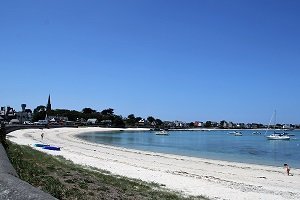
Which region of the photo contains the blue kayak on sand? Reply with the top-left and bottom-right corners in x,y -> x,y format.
43,146 -> 61,151
34,144 -> 50,147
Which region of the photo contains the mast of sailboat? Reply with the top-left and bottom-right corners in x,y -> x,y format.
274,110 -> 277,129
265,110 -> 276,135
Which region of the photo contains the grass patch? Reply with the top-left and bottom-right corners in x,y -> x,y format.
6,141 -> 209,200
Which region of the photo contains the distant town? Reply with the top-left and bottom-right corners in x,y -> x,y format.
1,95 -> 299,130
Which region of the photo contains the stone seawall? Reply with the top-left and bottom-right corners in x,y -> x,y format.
0,144 -> 57,200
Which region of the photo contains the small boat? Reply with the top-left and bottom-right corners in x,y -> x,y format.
228,131 -> 236,134
234,132 -> 242,136
228,131 -> 242,136
155,130 -> 169,135
266,133 -> 290,140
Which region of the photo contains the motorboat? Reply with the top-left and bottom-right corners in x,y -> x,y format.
234,131 -> 242,136
155,130 -> 169,136
228,131 -> 242,136
266,133 -> 290,140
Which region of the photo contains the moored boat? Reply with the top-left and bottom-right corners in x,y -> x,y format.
266,133 -> 290,140
155,130 -> 169,136
228,131 -> 242,136
265,110 -> 290,140
234,132 -> 242,136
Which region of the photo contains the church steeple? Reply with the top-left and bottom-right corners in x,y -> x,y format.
46,94 -> 51,112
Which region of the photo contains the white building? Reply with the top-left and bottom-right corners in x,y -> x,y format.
87,118 -> 98,124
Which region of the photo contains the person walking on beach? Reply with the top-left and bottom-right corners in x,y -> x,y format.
284,164 -> 291,176
41,132 -> 44,140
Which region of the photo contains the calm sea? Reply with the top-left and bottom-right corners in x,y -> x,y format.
77,130 -> 300,168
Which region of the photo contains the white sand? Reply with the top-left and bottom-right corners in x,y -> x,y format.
8,127 -> 300,200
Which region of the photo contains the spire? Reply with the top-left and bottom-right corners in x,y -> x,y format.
46,94 -> 51,112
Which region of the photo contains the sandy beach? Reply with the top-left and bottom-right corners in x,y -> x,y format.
7,127 -> 300,200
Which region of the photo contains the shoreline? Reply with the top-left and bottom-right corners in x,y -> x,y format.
168,128 -> 300,131
8,127 -> 300,200
76,129 -> 298,169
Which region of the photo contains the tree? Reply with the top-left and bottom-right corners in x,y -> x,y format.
204,121 -> 212,128
276,123 -> 282,129
82,108 -> 96,114
32,105 -> 47,122
33,105 -> 46,114
135,117 -> 142,123
219,120 -> 227,128
126,114 -> 136,127
147,116 -> 155,124
189,122 -> 195,127
101,108 -> 114,116
127,114 -> 135,120
112,115 -> 125,128
25,109 -> 32,113
155,119 -> 163,126
50,109 -> 84,121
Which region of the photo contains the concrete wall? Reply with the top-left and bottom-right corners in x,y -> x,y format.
0,144 -> 57,200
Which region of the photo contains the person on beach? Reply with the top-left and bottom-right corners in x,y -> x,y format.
284,164 -> 290,176
41,132 -> 44,140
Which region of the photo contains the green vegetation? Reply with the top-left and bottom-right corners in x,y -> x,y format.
6,141 -> 208,200
0,122 -> 8,149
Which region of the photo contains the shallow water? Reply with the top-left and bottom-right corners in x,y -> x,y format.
77,130 -> 300,168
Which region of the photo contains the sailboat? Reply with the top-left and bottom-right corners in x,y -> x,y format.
266,133 -> 290,140
266,110 -> 290,140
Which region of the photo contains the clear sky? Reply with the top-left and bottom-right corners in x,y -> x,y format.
1,0 -> 299,124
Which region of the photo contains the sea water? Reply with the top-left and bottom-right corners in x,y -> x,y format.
77,130 -> 300,168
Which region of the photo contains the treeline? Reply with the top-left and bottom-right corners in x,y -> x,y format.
32,106 -> 163,128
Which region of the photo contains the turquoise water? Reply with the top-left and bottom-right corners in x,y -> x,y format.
77,130 -> 300,168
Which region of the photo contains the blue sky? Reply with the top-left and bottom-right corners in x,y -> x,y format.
1,0 -> 299,124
